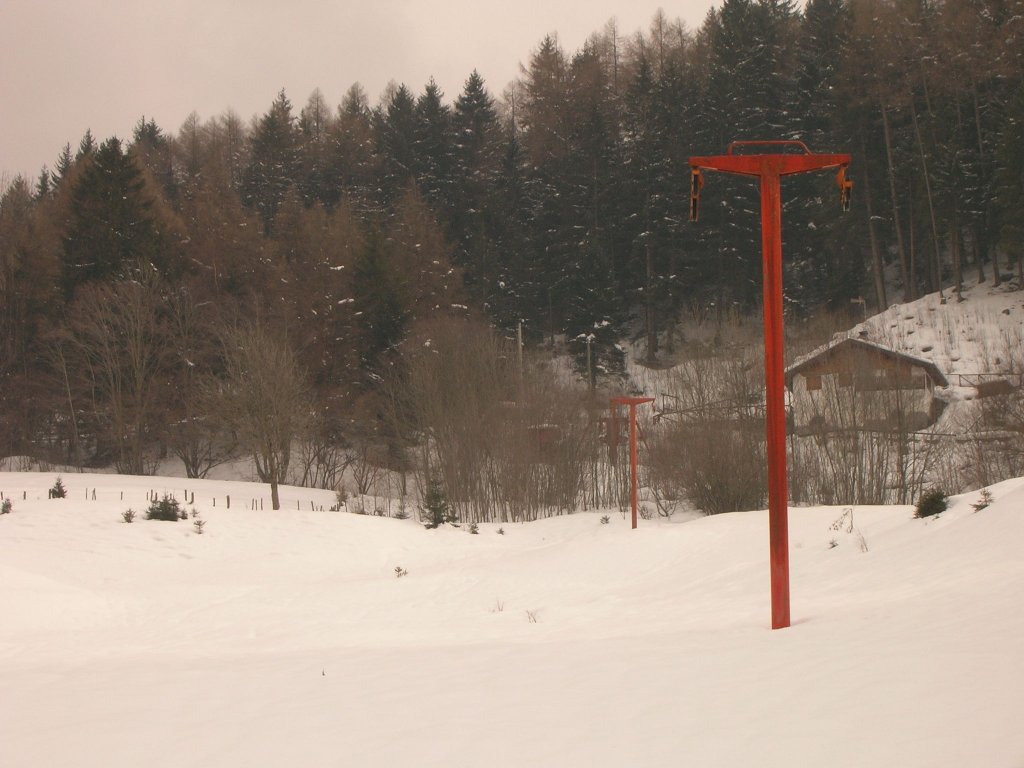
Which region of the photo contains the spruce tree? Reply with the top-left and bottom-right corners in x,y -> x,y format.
60,137 -> 169,299
242,90 -> 300,235
451,70 -> 501,289
351,227 -> 408,367
377,84 -> 417,203
413,79 -> 456,214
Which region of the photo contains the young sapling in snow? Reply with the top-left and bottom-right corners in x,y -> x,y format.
121,509 -> 136,523
971,488 -> 993,512
146,494 -> 182,521
828,507 -> 867,551
421,477 -> 455,529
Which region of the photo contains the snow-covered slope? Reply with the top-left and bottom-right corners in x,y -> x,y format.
1,471 -> 1021,767
851,281 -> 1024,383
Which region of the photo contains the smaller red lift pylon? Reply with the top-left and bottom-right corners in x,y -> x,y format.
689,141 -> 852,629
610,396 -> 655,529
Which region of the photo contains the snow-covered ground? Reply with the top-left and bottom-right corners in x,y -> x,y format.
2,471 -> 1022,767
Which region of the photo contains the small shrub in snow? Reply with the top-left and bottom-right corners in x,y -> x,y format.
394,566 -> 408,578
971,488 -> 993,512
639,504 -> 653,520
915,488 -> 947,518
829,507 -> 854,534
193,518 -> 206,534
49,477 -> 67,499
1,498 -> 12,514
121,509 -> 136,523
600,515 -> 610,525
469,522 -> 479,534
146,494 -> 182,522
496,527 -> 504,535
421,477 -> 455,529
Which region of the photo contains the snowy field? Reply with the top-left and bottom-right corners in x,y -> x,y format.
1,471 -> 1022,767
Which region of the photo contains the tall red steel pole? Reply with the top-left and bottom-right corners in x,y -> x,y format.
610,396 -> 655,529
689,141 -> 852,629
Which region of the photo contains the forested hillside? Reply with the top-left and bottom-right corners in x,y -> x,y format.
1,0 -> 1022,480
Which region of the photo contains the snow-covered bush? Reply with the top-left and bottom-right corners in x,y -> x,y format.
50,477 -> 67,499
146,494 -> 182,522
420,477 -> 455,529
915,488 -> 947,518
1,498 -> 12,514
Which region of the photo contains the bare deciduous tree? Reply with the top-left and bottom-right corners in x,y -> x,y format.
64,274 -> 170,474
211,320 -> 311,509
165,286 -> 236,478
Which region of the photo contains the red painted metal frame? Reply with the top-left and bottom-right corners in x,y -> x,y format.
610,396 -> 655,529
689,141 -> 851,630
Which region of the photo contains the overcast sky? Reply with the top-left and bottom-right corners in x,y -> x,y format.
1,1 -> 720,183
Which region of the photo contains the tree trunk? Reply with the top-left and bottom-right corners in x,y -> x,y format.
645,236 -> 657,364
909,94 -> 945,302
950,206 -> 963,302
880,100 -> 913,302
859,134 -> 888,311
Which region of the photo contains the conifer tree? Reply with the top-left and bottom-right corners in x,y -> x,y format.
60,137 -> 170,299
351,226 -> 408,367
451,70 -> 501,286
242,90 -> 300,235
52,143 -> 73,190
325,84 -> 380,214
298,88 -> 334,207
76,130 -> 96,161
413,79 -> 456,214
377,84 -> 417,203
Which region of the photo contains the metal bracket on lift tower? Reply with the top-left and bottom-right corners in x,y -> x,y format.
837,165 -> 853,212
689,168 -> 704,222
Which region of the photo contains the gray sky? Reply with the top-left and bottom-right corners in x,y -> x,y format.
1,1 -> 718,182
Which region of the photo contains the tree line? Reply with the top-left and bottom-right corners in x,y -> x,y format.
1,0 -> 1023,494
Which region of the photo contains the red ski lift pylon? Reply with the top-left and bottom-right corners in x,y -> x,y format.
689,140 -> 852,630
610,396 -> 655,530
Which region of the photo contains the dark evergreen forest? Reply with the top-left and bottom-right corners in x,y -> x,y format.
2,0 -> 1023,475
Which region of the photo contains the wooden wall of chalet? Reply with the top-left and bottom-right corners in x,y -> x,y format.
789,346 -> 938,433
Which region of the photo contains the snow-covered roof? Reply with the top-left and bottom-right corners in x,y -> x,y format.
785,335 -> 948,389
